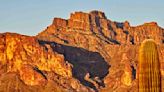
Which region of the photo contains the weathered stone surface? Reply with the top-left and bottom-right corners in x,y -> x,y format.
37,10 -> 164,92
0,10 -> 164,92
68,12 -> 91,31
52,18 -> 67,28
90,10 -> 107,19
2,33 -> 72,78
0,33 -> 95,92
19,64 -> 47,86
121,62 -> 132,86
38,10 -> 164,46
127,22 -> 164,45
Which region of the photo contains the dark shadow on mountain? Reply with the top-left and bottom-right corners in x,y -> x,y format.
115,22 -> 124,29
131,65 -> 136,80
39,40 -> 110,90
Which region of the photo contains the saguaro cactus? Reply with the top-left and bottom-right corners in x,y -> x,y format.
138,39 -> 161,92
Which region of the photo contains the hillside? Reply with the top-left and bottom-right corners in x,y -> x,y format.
0,10 -> 163,92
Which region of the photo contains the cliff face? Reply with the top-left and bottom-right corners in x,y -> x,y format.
0,10 -> 163,92
37,10 -> 164,92
38,11 -> 164,45
0,33 -> 94,92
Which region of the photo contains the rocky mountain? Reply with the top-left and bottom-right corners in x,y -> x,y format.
0,33 -> 94,92
0,10 -> 164,92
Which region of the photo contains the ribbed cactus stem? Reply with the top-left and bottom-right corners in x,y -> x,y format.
138,39 -> 161,92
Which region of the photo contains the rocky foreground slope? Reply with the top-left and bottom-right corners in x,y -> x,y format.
0,10 -> 164,92
0,33 -> 94,92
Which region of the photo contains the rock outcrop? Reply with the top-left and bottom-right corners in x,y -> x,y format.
0,10 -> 163,92
38,11 -> 164,45
2,33 -> 72,78
0,33 -> 94,92
37,10 -> 164,92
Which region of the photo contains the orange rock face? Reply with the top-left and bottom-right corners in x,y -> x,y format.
0,10 -> 164,92
68,12 -> 91,31
19,64 -> 47,86
53,18 -> 67,28
2,33 -> 72,78
37,10 -> 164,92
0,33 -> 94,92
121,62 -> 132,86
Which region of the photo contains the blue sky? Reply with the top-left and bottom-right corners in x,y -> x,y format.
0,0 -> 163,36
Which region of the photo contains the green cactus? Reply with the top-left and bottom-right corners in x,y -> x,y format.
138,39 -> 161,92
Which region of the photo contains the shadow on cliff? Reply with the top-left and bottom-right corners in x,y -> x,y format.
39,40 -> 110,89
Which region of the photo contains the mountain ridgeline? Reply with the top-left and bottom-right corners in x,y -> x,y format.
0,10 -> 163,92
